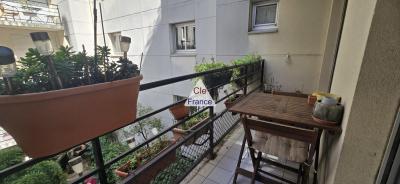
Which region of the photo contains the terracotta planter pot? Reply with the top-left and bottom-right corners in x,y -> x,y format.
134,145 -> 176,183
172,118 -> 210,146
169,101 -> 189,120
224,94 -> 243,109
115,161 -> 133,178
224,94 -> 243,115
0,75 -> 142,158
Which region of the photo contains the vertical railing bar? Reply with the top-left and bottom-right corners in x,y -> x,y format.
91,138 -> 108,184
244,65 -> 248,95
208,89 -> 216,159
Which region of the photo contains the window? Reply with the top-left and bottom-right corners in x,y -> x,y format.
174,22 -> 196,52
251,0 -> 278,32
108,32 -> 122,54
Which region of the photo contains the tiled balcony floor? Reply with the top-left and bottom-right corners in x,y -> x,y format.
181,124 -> 307,184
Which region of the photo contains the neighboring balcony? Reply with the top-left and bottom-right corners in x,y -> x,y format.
0,0 -> 63,30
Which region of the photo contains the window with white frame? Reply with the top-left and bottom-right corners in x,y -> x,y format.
251,0 -> 278,32
173,22 -> 196,52
108,32 -> 122,54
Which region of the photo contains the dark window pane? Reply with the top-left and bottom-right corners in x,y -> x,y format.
255,4 -> 277,25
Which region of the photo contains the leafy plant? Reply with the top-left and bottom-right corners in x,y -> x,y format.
0,146 -> 68,184
180,111 -> 209,131
0,146 -> 24,171
123,104 -> 163,142
194,60 -> 232,100
95,136 -> 132,183
1,45 -> 140,95
10,161 -> 67,184
194,62 -> 227,73
151,155 -> 194,184
231,54 -> 262,87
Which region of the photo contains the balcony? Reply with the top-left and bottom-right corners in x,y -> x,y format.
0,0 -> 62,30
0,61 -> 264,184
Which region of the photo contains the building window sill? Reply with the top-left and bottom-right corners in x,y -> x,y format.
249,27 -> 278,34
171,52 -> 197,57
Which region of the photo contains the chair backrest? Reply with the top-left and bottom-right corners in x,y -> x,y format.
242,117 -> 319,163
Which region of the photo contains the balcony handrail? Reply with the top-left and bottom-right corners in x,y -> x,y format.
0,60 -> 265,184
0,0 -> 61,26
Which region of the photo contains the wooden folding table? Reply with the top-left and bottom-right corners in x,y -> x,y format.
229,92 -> 341,184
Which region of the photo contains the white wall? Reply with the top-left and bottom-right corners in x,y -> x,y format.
55,0 -> 95,54
318,0 -> 377,183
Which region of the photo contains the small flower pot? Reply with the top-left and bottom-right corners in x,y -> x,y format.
224,94 -> 243,115
169,101 -> 189,120
0,75 -> 143,158
115,161 -> 134,178
224,94 -> 243,109
172,118 -> 210,146
203,70 -> 233,99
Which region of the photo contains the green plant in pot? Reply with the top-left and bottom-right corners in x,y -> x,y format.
194,60 -> 232,100
0,32 -> 142,158
114,105 -> 177,182
172,111 -> 209,146
231,54 -> 262,88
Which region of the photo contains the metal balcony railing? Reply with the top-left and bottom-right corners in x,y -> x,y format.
0,60 -> 265,184
0,0 -> 62,26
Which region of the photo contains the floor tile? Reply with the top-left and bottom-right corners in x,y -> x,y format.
217,156 -> 238,172
202,179 -> 219,184
186,174 -> 206,184
206,166 -> 234,184
224,144 -> 242,160
230,175 -> 263,184
197,162 -> 216,177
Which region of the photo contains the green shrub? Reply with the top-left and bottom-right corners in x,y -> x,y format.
0,146 -> 25,184
181,111 -> 209,130
194,62 -> 227,73
231,54 -> 261,78
10,161 -> 66,184
0,146 -> 24,170
151,156 -> 194,184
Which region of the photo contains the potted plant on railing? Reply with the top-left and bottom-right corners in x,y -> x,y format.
0,32 -> 142,158
194,59 -> 232,100
115,140 -> 176,182
231,54 -> 262,88
168,100 -> 189,120
115,104 -> 176,182
172,111 -> 209,146
224,94 -> 243,109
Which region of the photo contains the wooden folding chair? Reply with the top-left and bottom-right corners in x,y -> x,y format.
235,117 -> 318,184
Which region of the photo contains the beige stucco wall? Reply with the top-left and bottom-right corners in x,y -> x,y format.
322,0 -> 400,183
321,0 -> 377,183
0,27 -> 64,60
249,0 -> 333,93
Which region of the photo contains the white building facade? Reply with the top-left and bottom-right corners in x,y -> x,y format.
55,0 -> 334,125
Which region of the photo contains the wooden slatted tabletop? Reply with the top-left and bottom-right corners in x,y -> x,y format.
229,92 -> 341,132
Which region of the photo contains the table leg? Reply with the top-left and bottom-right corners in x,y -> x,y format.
233,136 -> 247,184
313,129 -> 323,184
